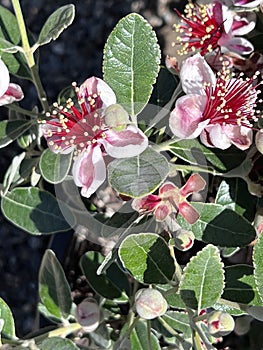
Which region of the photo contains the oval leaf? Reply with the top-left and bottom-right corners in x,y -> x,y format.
130,320 -> 161,350
179,244 -> 224,311
39,250 -> 72,320
0,298 -> 16,338
119,233 -> 175,284
37,5 -> 75,47
215,179 -> 257,221
1,187 -> 74,235
108,147 -> 169,198
178,203 -> 256,248
0,120 -> 33,148
40,148 -> 73,184
253,233 -> 263,303
222,265 -> 263,307
80,251 -> 130,301
103,13 -> 160,117
40,337 -> 78,350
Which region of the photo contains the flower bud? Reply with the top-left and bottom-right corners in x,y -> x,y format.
207,311 -> 235,337
165,55 -> 180,75
105,104 -> 129,131
135,288 -> 167,320
173,229 -> 195,251
255,129 -> 263,155
75,298 -> 100,332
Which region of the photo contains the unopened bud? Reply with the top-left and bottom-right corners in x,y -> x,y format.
255,129 -> 263,155
135,288 -> 167,320
75,298 -> 100,332
105,104 -> 129,131
173,229 -> 195,251
207,311 -> 235,337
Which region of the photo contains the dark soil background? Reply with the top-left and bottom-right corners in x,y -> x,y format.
0,0 -> 186,338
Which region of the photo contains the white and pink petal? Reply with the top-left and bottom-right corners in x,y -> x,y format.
72,145 -> 106,198
180,54 -> 216,95
0,58 -> 10,97
0,83 -> 24,106
101,125 -> 148,158
169,94 -> 209,139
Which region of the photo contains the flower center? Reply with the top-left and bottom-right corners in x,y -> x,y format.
202,61 -> 262,127
173,2 -> 224,56
41,83 -> 108,157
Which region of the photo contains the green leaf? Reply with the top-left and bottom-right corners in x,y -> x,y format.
1,187 -> 74,235
170,140 -> 246,172
40,148 -> 73,184
223,265 -> 263,307
40,337 -> 78,350
119,233 -> 175,284
0,298 -> 16,338
39,250 -> 72,320
108,147 -> 169,197
253,233 -> 263,303
0,120 -> 33,148
213,300 -> 247,316
80,251 -> 130,301
130,320 -> 161,350
37,5 -> 75,47
103,13 -> 160,117
0,6 -> 31,79
149,67 -> 178,107
179,244 -> 224,311
215,179 -> 257,221
161,311 -> 191,338
177,203 -> 256,248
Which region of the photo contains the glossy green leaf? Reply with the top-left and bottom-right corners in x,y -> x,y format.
130,320 -> 161,350
80,251 -> 130,301
40,148 -> 73,184
1,187 -> 74,235
160,311 -> 191,338
215,179 -> 257,221
103,13 -> 160,116
177,203 -> 256,247
40,337 -> 78,350
170,140 -> 246,172
39,250 -> 72,320
37,5 -> 75,47
0,298 -> 16,338
223,265 -> 263,307
179,245 -> 224,311
0,120 -> 33,148
213,300 -> 247,316
253,233 -> 263,303
108,147 -> 169,197
119,233 -> 175,284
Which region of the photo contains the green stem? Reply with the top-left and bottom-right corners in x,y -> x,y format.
157,316 -> 188,344
11,0 -> 34,67
174,164 -> 221,176
146,320 -> 153,350
152,138 -> 176,152
11,0 -> 50,113
30,65 -> 50,113
6,104 -> 42,118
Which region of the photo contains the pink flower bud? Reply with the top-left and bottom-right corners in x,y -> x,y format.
75,298 -> 100,332
165,55 -> 180,75
255,129 -> 263,155
135,288 -> 167,320
207,311 -> 235,337
105,103 -> 129,131
173,229 -> 195,251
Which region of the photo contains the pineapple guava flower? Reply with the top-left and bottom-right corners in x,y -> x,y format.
169,54 -> 262,150
173,1 -> 254,57
132,174 -> 206,224
0,58 -> 24,106
41,76 -> 148,197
